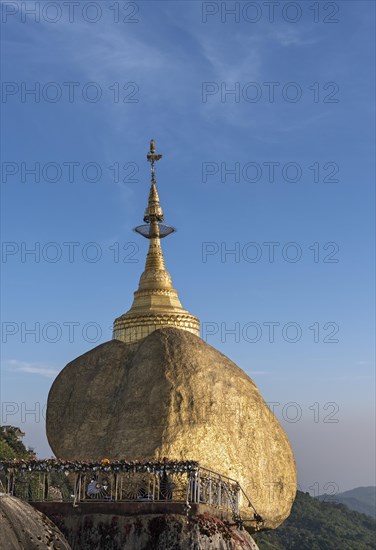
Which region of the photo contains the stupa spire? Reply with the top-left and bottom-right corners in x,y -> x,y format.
144,139 -> 164,223
113,140 -> 200,344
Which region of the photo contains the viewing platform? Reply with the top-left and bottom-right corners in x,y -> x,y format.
0,459 -> 263,530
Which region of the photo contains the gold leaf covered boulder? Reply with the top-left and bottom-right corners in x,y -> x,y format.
46,327 -> 296,531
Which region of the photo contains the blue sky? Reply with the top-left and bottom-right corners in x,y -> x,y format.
1,1 -> 375,494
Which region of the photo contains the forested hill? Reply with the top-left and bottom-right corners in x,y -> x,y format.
253,490 -> 376,550
316,486 -> 376,519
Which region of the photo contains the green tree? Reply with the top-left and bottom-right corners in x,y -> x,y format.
0,439 -> 17,460
0,426 -> 33,459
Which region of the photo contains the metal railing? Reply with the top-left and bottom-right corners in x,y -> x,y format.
0,462 -> 236,509
0,459 -> 263,527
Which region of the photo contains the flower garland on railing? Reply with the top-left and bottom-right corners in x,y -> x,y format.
0,458 -> 199,475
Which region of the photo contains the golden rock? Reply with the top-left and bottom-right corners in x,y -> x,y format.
46,328 -> 296,531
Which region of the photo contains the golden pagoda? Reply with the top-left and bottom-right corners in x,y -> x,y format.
113,140 -> 200,344
46,140 -> 296,537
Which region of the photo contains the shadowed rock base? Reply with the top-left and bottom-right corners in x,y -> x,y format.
0,495 -> 71,550
49,512 -> 259,550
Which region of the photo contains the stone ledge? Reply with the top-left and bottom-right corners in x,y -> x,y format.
31,503 -> 260,550
32,501 -> 233,522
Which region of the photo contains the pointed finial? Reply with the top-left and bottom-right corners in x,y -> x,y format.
143,139 -> 164,225
134,140 -> 175,236
147,139 -> 162,183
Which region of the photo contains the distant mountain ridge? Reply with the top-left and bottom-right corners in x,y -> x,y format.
254,490 -> 376,550
316,486 -> 376,518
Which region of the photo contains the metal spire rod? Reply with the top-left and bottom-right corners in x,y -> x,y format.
135,139 -> 174,237
147,139 -> 162,184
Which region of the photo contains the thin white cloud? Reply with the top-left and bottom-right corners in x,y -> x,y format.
199,34 -> 261,83
5,360 -> 58,378
269,27 -> 319,47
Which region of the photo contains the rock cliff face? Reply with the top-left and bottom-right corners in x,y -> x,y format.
0,495 -> 71,550
51,512 -> 259,550
46,328 -> 296,530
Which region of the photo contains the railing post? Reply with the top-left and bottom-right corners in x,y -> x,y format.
43,473 -> 49,501
186,472 -> 192,506
82,475 -> 86,502
115,473 -> 118,501
209,475 -> 212,506
152,472 -> 156,501
73,473 -> 83,506
79,474 -> 82,502
194,471 -> 199,503
197,469 -> 201,503
235,484 -> 240,514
